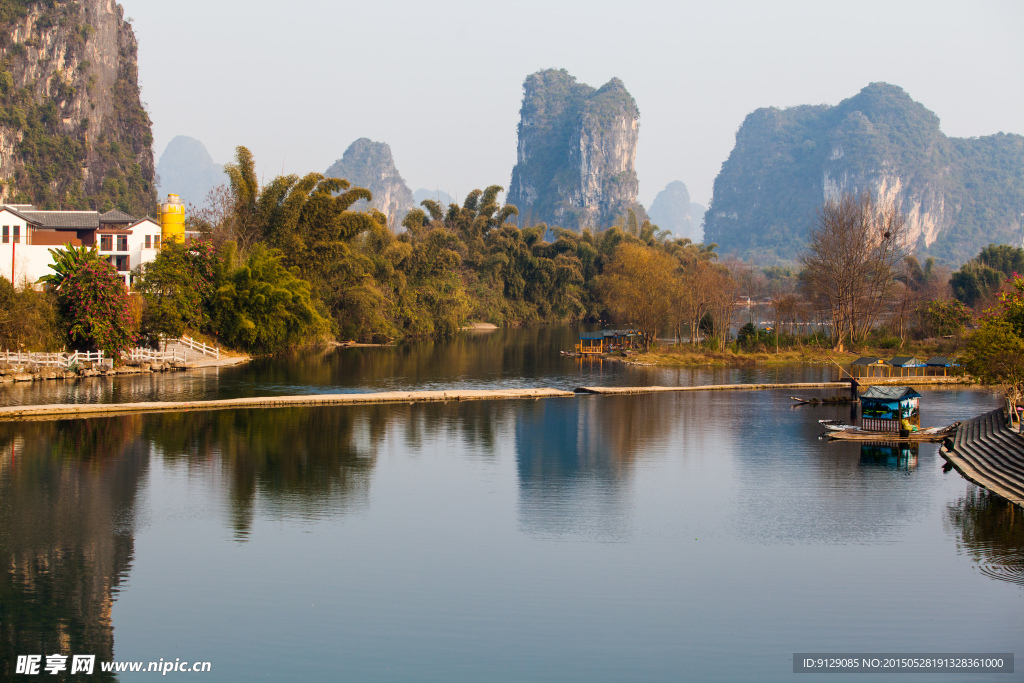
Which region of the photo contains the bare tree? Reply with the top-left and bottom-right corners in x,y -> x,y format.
800,191 -> 909,351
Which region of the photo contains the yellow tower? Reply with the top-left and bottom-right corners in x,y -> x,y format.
159,193 -> 185,244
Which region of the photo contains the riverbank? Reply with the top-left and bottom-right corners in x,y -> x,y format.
612,344 -> 962,370
0,351 -> 249,385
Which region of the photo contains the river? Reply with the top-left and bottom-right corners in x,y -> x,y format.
0,328 -> 1020,681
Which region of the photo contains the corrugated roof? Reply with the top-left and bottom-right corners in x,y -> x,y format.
22,211 -> 99,229
579,333 -> 604,340
888,356 -> 924,367
926,356 -> 958,366
861,386 -> 921,401
100,209 -> 136,223
851,357 -> 884,365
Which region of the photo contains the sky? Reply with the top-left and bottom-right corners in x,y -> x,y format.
132,0 -> 1024,209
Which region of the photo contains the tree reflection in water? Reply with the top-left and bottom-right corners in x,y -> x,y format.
0,419 -> 146,680
946,487 -> 1024,586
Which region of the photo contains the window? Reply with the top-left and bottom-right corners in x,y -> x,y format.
100,235 -> 112,251
116,235 -> 128,251
115,255 -> 129,271
145,235 -> 151,248
1,226 -> 7,244
154,235 -> 161,249
12,225 -> 19,244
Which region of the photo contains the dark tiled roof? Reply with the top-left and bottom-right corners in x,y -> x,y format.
100,209 -> 136,223
22,210 -> 99,229
926,356 -> 958,366
861,386 -> 921,401
851,357 -> 884,365
888,356 -> 924,367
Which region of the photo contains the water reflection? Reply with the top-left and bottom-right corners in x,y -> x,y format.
1,326 -> 842,407
0,421 -> 146,680
946,487 -> 1024,586
142,408 -> 381,539
859,443 -> 919,470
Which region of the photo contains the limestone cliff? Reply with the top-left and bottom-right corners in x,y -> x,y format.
704,83 -> 1024,264
508,69 -> 644,230
0,0 -> 155,214
325,138 -> 414,229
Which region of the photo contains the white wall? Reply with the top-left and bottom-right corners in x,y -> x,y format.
0,242 -> 59,288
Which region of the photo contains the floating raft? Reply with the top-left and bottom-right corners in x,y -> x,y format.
0,388 -> 576,422
941,409 -> 1024,508
826,426 -> 955,443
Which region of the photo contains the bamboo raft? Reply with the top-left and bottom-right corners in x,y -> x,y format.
825,425 -> 957,443
941,409 -> 1024,508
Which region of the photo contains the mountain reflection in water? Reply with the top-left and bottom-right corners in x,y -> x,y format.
0,387 -> 1018,681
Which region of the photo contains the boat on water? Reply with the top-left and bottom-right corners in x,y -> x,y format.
818,419 -> 958,442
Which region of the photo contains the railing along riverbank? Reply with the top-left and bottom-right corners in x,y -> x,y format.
941,409 -> 1024,508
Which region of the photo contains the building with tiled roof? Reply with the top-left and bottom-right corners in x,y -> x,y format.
0,204 -> 163,288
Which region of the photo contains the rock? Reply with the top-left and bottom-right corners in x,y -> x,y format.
508,69 -> 645,230
12,373 -> 34,382
703,82 -> 1024,264
156,136 -> 225,208
140,363 -> 151,372
0,0 -> 154,215
325,138 -> 415,230
649,181 -> 705,243
40,370 -> 58,379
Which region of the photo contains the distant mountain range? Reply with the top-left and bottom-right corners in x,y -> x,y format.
704,82 -> 1024,264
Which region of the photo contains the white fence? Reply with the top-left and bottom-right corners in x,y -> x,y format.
124,347 -> 186,364
0,350 -> 113,369
164,335 -> 220,359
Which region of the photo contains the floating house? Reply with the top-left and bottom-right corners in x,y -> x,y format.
574,329 -> 639,355
860,386 -> 921,432
575,332 -> 606,355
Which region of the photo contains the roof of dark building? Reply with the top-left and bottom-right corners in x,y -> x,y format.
580,333 -> 605,340
861,386 -> 921,401
21,210 -> 99,229
926,356 -> 958,366
851,357 -> 884,365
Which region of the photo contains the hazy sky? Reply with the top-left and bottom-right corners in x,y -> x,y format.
133,0 -> 1024,208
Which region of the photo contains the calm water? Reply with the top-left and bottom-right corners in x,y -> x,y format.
0,326 -> 840,406
1,385 -> 1021,681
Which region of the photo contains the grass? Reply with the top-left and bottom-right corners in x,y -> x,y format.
628,339 -> 960,368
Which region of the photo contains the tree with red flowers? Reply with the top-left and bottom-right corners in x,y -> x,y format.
41,246 -> 137,357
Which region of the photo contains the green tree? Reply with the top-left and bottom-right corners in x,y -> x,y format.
212,243 -> 327,354
41,245 -> 136,356
134,240 -> 218,339
0,278 -> 60,350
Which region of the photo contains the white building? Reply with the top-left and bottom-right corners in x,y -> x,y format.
0,205 -> 163,288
